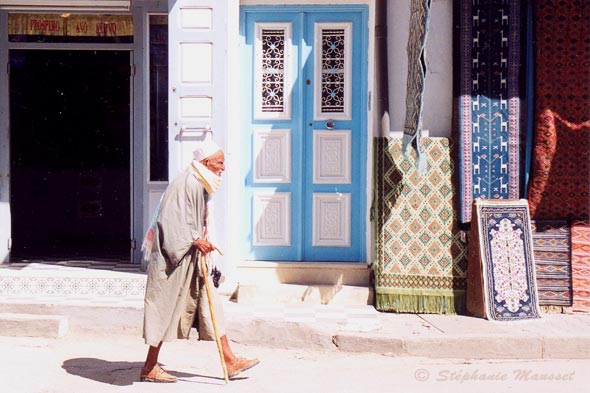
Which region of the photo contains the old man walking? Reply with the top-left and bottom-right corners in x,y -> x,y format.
140,139 -> 259,383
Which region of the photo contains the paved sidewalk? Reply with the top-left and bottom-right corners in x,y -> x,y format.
2,297 -> 590,359
3,333 -> 589,393
1,261 -> 590,360
225,301 -> 590,359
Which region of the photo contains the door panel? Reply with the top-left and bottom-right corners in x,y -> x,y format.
242,11 -> 303,261
303,12 -> 365,261
242,6 -> 367,262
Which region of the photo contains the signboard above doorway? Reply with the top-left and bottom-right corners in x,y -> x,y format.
8,13 -> 133,42
0,1 -> 130,11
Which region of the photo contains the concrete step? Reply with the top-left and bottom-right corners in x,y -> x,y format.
234,261 -> 371,287
230,261 -> 373,305
235,283 -> 374,305
0,313 -> 68,338
0,303 -> 143,336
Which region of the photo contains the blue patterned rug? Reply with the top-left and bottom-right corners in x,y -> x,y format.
468,199 -> 541,320
457,0 -> 524,223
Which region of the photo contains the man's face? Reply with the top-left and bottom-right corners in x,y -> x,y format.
202,150 -> 225,176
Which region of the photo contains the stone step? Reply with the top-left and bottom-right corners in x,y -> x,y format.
234,261 -> 371,287
0,313 -> 68,338
236,283 -> 374,305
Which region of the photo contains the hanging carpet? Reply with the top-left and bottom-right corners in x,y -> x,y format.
527,2 -> 590,220
467,199 -> 541,321
527,111 -> 590,220
457,0 -> 523,223
373,137 -> 467,314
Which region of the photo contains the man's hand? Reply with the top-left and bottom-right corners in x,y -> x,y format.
193,238 -> 215,255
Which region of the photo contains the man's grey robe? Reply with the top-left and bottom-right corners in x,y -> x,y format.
143,169 -> 225,346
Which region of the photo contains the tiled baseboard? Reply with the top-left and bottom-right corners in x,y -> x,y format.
0,261 -> 146,307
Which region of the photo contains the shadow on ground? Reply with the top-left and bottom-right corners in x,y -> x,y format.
62,358 -> 222,386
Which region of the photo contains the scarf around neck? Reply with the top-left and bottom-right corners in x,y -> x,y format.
190,160 -> 222,195
190,160 -> 224,283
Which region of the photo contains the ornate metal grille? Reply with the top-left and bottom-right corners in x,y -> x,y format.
260,28 -> 285,113
320,28 -> 345,113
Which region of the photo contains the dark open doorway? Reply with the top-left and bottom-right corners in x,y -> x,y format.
9,50 -> 131,260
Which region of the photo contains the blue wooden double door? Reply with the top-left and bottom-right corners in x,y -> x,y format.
241,6 -> 368,262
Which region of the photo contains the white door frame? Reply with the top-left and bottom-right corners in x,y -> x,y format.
0,10 -> 138,262
0,12 -> 9,262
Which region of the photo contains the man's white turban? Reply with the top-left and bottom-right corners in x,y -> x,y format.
193,138 -> 222,161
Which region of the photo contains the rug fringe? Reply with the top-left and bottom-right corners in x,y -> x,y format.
376,293 -> 466,315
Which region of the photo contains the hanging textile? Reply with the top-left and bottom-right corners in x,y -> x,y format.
527,2 -> 590,220
373,137 -> 467,314
457,0 -> 523,223
403,0 -> 431,174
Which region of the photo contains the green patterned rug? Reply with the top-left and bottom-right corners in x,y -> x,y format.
373,137 -> 467,314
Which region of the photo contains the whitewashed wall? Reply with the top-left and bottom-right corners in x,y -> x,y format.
387,0 -> 453,137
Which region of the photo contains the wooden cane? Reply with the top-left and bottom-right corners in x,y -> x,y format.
200,253 -> 229,383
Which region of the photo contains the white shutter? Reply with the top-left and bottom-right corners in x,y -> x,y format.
168,0 -> 228,179
0,176 -> 9,262
0,8 -> 9,262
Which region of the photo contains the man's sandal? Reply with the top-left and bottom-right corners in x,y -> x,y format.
227,357 -> 260,379
140,364 -> 177,383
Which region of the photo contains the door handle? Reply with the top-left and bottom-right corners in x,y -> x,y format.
325,119 -> 335,130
